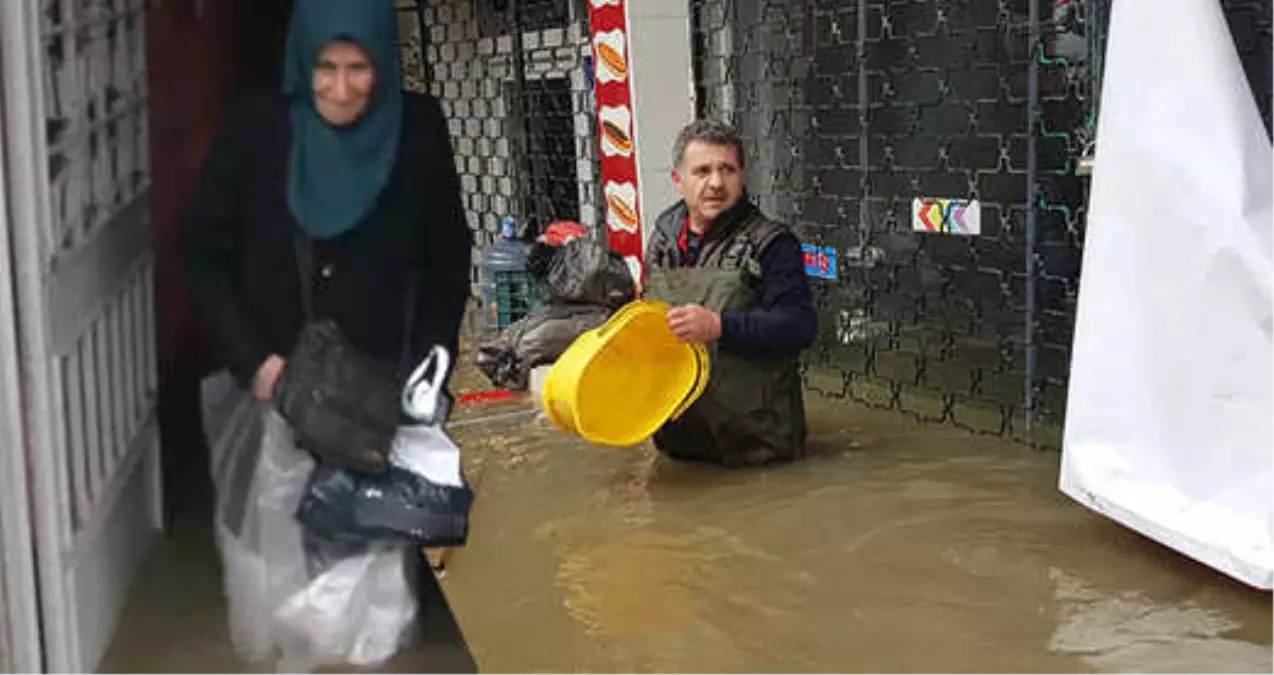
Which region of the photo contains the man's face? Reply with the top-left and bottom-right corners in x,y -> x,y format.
672,140 -> 744,230
313,41 -> 375,127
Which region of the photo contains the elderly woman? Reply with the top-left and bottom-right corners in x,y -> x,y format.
181,1 -> 474,665
182,0 -> 471,407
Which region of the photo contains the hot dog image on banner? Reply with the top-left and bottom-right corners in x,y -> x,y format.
587,0 -> 643,279
598,105 -> 634,158
604,181 -> 639,234
593,30 -> 628,84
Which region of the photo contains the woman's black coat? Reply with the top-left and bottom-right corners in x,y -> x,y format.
181,89 -> 473,387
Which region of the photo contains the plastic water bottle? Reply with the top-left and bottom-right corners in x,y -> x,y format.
482,217 -> 534,332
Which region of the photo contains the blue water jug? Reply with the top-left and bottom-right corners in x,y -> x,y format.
481,217 -> 537,332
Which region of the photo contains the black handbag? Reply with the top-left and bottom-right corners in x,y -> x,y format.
272,234 -> 416,472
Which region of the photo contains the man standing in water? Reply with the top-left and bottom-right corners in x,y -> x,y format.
644,119 -> 817,467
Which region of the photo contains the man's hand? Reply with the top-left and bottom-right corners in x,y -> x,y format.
667,304 -> 722,344
252,355 -> 287,402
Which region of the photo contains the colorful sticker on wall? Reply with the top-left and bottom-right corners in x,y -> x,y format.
911,198 -> 981,236
802,244 -> 838,280
587,0 -> 643,279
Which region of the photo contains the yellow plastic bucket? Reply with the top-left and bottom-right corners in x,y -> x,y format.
541,299 -> 710,447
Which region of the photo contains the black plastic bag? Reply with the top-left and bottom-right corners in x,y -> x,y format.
296,464 -> 473,548
476,303 -> 611,389
540,238 -> 636,308
476,236 -> 634,390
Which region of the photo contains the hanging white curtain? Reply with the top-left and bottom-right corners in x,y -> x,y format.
1060,0 -> 1273,589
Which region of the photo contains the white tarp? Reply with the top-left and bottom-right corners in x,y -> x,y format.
1060,0 -> 1273,589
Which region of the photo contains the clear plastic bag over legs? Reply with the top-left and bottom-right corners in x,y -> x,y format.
275,542 -> 418,671
203,371 -> 312,664
200,371 -> 417,672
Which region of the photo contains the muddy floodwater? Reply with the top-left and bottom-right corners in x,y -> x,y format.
442,394 -> 1271,673
96,353 -> 1271,674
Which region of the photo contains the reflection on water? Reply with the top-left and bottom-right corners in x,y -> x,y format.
1048,568 -> 1272,673
439,394 -> 1271,673
545,525 -> 739,637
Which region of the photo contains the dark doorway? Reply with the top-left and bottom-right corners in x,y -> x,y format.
231,0 -> 294,89
141,0 -> 476,670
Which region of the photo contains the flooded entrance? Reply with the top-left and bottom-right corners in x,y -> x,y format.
442,395 -> 1271,673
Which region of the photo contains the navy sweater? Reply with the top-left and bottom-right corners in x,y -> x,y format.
720,231 -> 818,355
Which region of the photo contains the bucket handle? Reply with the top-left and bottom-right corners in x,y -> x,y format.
595,299 -> 668,340
668,343 -> 711,421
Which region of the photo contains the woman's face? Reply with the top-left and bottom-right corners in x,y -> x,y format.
312,40 -> 375,127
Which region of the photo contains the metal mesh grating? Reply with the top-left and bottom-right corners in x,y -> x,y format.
391,0 -> 1270,440
691,0 -> 1107,446
1222,0 -> 1273,136
401,0 -> 603,298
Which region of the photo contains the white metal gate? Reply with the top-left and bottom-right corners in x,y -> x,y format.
0,0 -> 162,671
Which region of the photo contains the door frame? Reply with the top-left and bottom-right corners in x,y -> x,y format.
0,0 -> 75,670
0,69 -> 45,672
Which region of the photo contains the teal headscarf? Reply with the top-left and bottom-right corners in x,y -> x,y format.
282,0 -> 403,239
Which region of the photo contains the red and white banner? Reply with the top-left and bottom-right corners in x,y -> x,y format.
587,0 -> 643,280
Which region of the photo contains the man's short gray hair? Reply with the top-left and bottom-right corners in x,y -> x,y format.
672,118 -> 746,169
